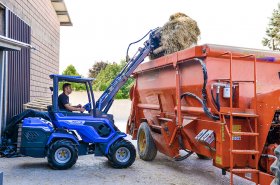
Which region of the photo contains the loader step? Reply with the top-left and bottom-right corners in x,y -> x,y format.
232,80 -> 254,83
215,79 -> 254,83
231,169 -> 259,173
231,150 -> 259,155
232,132 -> 259,136
219,107 -> 258,118
222,112 -> 258,118
231,112 -> 258,118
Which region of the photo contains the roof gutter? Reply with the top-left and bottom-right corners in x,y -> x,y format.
51,0 -> 72,26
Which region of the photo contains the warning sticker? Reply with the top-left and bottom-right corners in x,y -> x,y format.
245,173 -> 252,179
216,156 -> 223,165
221,125 -> 225,142
232,125 -> 241,141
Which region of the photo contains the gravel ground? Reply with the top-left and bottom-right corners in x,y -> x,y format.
0,92 -> 254,185
0,148 -> 253,185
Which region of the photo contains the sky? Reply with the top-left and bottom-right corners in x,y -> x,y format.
60,0 -> 279,77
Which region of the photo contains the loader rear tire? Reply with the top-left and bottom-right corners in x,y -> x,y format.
137,122 -> 157,161
271,145 -> 280,185
47,139 -> 78,170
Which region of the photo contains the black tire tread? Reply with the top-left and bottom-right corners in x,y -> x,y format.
47,139 -> 78,170
137,122 -> 157,161
196,153 -> 211,160
271,145 -> 280,185
108,139 -> 136,169
270,145 -> 280,185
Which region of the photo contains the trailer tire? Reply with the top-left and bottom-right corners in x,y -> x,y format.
108,139 -> 136,168
196,153 -> 211,160
47,139 -> 78,170
271,145 -> 280,185
137,122 -> 157,161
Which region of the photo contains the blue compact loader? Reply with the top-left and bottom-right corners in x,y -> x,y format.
18,74 -> 135,170
1,28 -> 161,169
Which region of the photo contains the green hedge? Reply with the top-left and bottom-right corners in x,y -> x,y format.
59,64 -> 86,91
92,61 -> 134,99
60,63 -> 134,99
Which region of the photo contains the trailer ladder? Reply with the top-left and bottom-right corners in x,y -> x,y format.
219,52 -> 259,185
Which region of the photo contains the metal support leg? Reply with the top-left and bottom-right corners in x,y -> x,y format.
0,172 -> 3,185
0,51 -> 4,139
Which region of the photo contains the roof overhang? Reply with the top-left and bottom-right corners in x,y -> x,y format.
51,0 -> 72,26
0,35 -> 34,51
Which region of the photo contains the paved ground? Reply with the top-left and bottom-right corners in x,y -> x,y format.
0,92 -> 254,185
0,148 -> 253,185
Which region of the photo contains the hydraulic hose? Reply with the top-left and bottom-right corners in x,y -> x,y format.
175,132 -> 193,161
181,58 -> 219,120
126,30 -> 152,62
216,91 -> 220,111
126,28 -> 159,63
211,88 -> 219,110
181,92 -> 219,120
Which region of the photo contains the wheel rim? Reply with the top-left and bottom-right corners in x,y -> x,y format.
138,129 -> 146,153
54,147 -> 71,164
115,147 -> 130,163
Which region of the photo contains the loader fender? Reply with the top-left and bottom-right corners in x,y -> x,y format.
104,132 -> 127,155
47,133 -> 79,146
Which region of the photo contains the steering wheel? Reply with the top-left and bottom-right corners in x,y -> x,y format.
83,102 -> 92,112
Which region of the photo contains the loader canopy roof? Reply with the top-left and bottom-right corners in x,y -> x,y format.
49,74 -> 94,83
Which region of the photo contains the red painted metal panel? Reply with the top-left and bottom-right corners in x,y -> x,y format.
128,44 -> 280,184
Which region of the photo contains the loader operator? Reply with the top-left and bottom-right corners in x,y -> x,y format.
58,83 -> 85,112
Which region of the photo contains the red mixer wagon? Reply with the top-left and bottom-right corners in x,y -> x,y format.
127,44 -> 280,185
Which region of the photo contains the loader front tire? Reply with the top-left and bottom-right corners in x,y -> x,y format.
137,122 -> 157,161
108,139 -> 136,168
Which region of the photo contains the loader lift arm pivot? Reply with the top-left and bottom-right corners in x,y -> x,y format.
96,28 -> 161,113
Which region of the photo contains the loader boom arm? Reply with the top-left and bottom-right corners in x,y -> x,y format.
96,28 -> 161,113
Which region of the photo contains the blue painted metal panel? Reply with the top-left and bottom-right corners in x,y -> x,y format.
47,132 -> 79,145
104,132 -> 126,154
22,117 -> 54,132
53,112 -> 126,143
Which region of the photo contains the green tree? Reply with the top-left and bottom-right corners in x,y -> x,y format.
62,64 -> 80,76
60,65 -> 86,91
92,60 -> 134,99
263,4 -> 280,51
88,61 -> 108,78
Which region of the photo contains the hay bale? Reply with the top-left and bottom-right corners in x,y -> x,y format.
150,12 -> 200,59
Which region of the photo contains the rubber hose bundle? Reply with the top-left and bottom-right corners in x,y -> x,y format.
181,58 -> 219,120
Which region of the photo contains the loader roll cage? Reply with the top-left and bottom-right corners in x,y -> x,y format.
49,74 -> 96,116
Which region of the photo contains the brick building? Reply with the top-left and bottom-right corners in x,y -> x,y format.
0,0 -> 71,133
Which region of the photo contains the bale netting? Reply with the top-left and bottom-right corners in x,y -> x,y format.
150,12 -> 200,60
